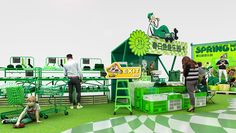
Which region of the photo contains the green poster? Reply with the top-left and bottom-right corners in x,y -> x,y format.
192,41 -> 236,68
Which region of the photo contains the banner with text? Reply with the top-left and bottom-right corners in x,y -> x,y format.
192,41 -> 236,68
105,63 -> 141,79
147,37 -> 188,56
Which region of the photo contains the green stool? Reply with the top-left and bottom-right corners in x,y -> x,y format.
114,80 -> 132,115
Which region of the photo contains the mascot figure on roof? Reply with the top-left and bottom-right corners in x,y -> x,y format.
147,12 -> 178,42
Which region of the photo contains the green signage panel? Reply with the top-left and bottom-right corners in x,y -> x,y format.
148,37 -> 188,56
192,41 -> 236,68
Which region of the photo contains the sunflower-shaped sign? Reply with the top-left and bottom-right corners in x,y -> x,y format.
129,30 -> 151,56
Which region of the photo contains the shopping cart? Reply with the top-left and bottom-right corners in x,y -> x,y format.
36,84 -> 69,119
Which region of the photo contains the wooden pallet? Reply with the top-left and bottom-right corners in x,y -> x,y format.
213,91 -> 236,95
80,96 -> 94,105
94,95 -> 108,104
0,95 -> 108,107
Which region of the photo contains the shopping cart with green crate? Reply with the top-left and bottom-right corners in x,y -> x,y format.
36,84 -> 69,119
0,84 -> 25,119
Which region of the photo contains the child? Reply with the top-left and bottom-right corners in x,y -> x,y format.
1,96 -> 41,128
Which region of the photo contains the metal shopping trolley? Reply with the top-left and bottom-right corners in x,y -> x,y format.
36,84 -> 69,119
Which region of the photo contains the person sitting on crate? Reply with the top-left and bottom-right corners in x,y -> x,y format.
197,62 -> 207,86
207,66 -> 218,85
1,96 -> 41,128
228,69 -> 236,87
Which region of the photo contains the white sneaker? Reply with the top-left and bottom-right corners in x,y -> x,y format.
76,105 -> 83,109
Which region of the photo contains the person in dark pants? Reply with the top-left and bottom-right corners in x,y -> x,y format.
197,62 -> 207,86
182,56 -> 199,112
64,54 -> 83,109
216,55 -> 229,83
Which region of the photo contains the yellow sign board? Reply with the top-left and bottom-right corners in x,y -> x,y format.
105,63 -> 141,79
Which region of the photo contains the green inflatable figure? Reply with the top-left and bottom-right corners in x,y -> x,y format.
147,12 -> 178,42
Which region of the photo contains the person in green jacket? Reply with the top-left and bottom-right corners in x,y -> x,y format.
147,12 -> 178,42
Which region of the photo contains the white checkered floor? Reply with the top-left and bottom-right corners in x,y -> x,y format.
62,99 -> 236,133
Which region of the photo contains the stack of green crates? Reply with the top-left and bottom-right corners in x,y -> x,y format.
194,92 -> 207,107
134,87 -> 158,110
182,94 -> 190,109
166,93 -> 182,111
142,94 -> 168,114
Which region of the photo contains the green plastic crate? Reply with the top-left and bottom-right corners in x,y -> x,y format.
134,87 -> 158,99
195,92 -> 207,97
142,100 -> 168,114
134,98 -> 143,110
194,92 -> 207,107
168,99 -> 182,111
6,86 -> 25,105
167,93 -> 182,100
182,98 -> 190,109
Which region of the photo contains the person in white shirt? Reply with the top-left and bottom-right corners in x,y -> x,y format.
64,54 -> 83,109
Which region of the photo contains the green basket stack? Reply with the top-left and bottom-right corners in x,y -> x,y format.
142,94 -> 168,114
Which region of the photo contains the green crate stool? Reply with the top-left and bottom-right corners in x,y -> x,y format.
0,85 -> 25,119
114,80 -> 132,115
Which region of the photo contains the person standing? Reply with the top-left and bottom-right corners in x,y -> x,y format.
197,62 -> 207,86
216,55 -> 229,83
64,54 -> 83,109
182,56 -> 199,112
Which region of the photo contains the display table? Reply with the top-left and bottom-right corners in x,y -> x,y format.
129,81 -> 155,106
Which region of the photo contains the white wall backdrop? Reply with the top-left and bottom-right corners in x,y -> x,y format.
0,0 -> 236,77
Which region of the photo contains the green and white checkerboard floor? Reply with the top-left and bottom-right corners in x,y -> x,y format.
62,99 -> 236,133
